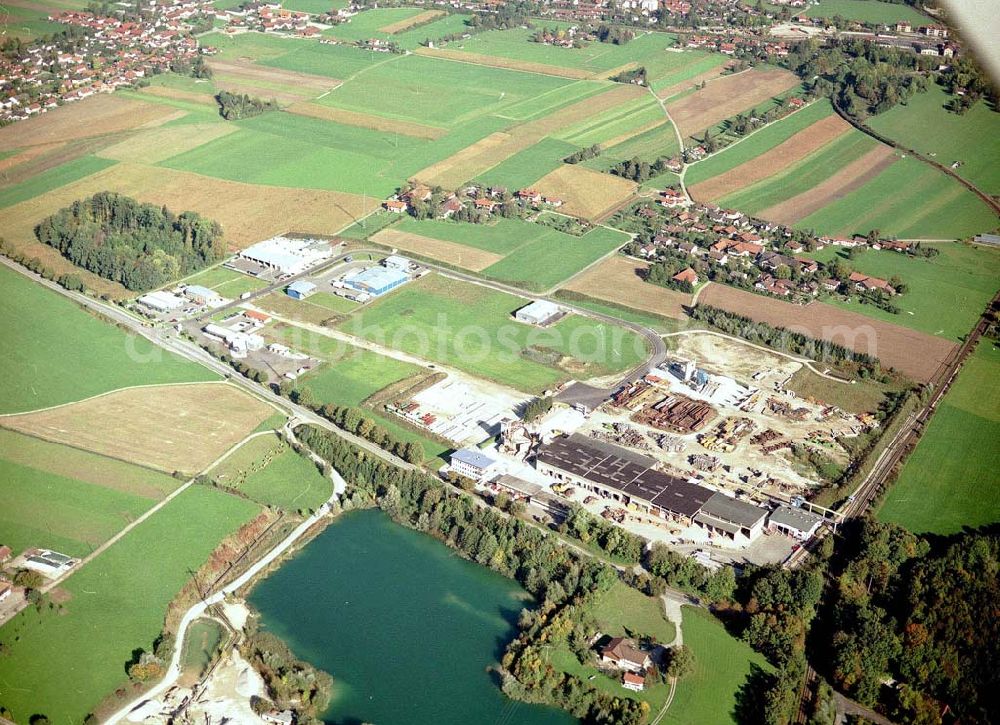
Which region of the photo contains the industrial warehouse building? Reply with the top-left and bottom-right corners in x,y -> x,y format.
768,505 -> 824,540
535,434 -> 768,543
344,266 -> 409,297
183,285 -> 223,306
449,448 -> 499,481
286,280 -> 317,299
137,290 -> 184,312
236,236 -> 334,276
515,300 -> 562,326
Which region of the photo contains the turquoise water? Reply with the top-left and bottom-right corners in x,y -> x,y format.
250,508 -> 576,725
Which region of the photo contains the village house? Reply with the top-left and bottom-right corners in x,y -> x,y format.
673,267 -> 698,286
384,199 -> 407,213
600,637 -> 651,673
622,672 -> 645,692
849,271 -> 896,295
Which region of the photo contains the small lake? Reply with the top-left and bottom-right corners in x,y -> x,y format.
250,508 -> 577,725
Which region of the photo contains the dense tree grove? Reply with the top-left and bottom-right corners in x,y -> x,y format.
781,37 -> 936,119
215,90 -> 279,120
564,145 -> 602,164
822,521 -> 999,724
34,192 -> 225,291
560,505 -> 645,562
938,55 -> 999,114
689,305 -> 884,377
645,257 -> 695,293
594,24 -> 634,45
241,626 -> 333,720
522,395 -> 553,422
609,155 -> 672,182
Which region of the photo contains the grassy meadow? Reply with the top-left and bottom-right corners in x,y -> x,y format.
868,85 -> 1000,194
0,485 -> 260,723
0,265 -> 217,414
807,243 -> 1000,341
878,341 -> 1000,534
336,274 -> 648,392
0,155 -> 118,209
212,432 -> 331,511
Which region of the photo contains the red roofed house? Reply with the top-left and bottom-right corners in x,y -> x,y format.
385,199 -> 407,213
517,188 -> 542,203
475,198 -> 498,211
673,267 -> 698,285
623,672 -> 645,692
244,310 -> 271,324
849,271 -> 895,295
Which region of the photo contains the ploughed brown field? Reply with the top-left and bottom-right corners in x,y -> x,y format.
380,9 -> 444,33
1,382 -> 273,474
534,164 -> 637,220
207,58 -> 340,102
0,94 -> 182,150
757,146 -> 898,224
688,113 -> 852,201
665,67 -> 800,139
697,283 -> 957,382
562,255 -> 691,319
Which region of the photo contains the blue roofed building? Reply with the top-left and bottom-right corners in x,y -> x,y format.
286,280 -> 317,299
450,448 -> 499,481
344,266 -> 409,297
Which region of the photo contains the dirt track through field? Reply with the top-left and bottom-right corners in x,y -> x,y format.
757,145 -> 897,224
414,84 -> 644,188
286,102 -> 448,139
1,383 -> 272,473
689,114 -> 852,201
0,94 -> 183,150
562,255 -> 690,319
380,9 -> 444,33
697,283 -> 956,382
665,68 -> 799,138
371,228 -> 504,270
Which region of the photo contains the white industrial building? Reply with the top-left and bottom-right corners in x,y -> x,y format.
237,236 -> 334,276
23,549 -> 76,578
449,448 -> 500,481
137,290 -> 185,312
383,255 -> 411,271
768,505 -> 824,540
514,300 -> 562,326
203,323 -> 265,358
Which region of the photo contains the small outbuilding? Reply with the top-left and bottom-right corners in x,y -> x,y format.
622,672 -> 645,692
514,300 -> 561,326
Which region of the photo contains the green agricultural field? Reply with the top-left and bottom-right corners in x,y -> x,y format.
590,580 -> 676,644
205,31 -> 303,61
878,341 -> 1000,534
868,85 -> 1000,194
649,52 -> 728,95
803,0 -> 928,25
340,210 -> 401,239
0,485 -> 260,723
0,265 -> 217,413
784,367 -> 894,414
474,137 -> 581,190
493,79 -> 610,122
481,225 -> 628,290
281,0 -> 347,12
179,264 -> 245,289
336,274 -> 648,392
556,95 -> 664,147
451,27 -> 677,74
319,53 -> 576,127
321,7 -> 424,42
798,156 -> 1000,240
0,155 -> 118,209
807,243 -> 1000,341
303,290 -> 360,314
392,13 -> 471,50
719,131 -> 877,213
1,5 -> 65,41
212,432 -> 331,511
684,100 -> 834,186
0,437 -> 169,557
392,217 -> 547,255
599,120 -> 679,164
553,291 -> 682,333
662,607 -> 773,725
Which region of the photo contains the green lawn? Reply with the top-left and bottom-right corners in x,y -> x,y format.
474,137 -> 581,190
806,243 -> 1000,341
0,265 -> 217,413
336,273 -> 648,393
555,95 -> 663,147
0,486 -> 260,723
798,155 -> 1000,240
481,225 -> 627,290
212,432 -> 331,511
550,644 -> 672,709
590,580 -> 676,644
868,84 -> 1000,194
803,0 -> 928,25
662,607 -> 773,725
877,341 -> 1000,534
0,155 -> 118,209
684,100 -> 834,187
599,120 -> 680,164
719,130 -> 878,214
